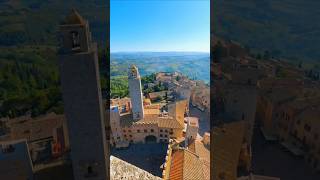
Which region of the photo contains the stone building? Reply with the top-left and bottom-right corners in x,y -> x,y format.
0,113 -> 69,164
185,117 -> 199,145
110,65 -> 187,146
58,10 -> 108,180
191,86 -> 210,112
256,78 -> 304,140
275,97 -> 320,171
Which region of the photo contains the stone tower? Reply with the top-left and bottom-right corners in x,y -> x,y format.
58,9 -> 108,180
185,117 -> 199,146
128,65 -> 144,120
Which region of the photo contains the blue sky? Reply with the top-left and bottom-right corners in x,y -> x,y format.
110,0 -> 210,52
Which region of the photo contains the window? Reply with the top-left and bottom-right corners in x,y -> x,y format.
169,132 -> 173,135
129,135 -> 132,137
128,130 -> 131,133
70,31 -> 80,50
164,135 -> 167,138
117,137 -> 120,140
160,134 -> 163,137
137,130 -> 140,133
151,129 -> 154,132
124,135 -> 127,137
144,129 -> 147,133
123,130 -> 126,133
160,129 -> 163,132
165,130 -> 168,133
130,140 -> 133,143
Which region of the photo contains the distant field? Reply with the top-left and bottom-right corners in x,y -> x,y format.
0,0 -> 107,46
111,52 -> 210,83
214,0 -> 320,62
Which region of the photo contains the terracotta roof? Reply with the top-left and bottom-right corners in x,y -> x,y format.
135,115 -> 184,129
212,121 -> 246,180
194,140 -> 210,161
169,149 -> 209,180
120,114 -> 184,129
61,9 -> 85,25
169,150 -> 184,180
144,108 -> 160,115
6,113 -> 65,142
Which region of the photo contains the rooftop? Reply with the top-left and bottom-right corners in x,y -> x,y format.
169,148 -> 209,180
4,113 -> 65,142
61,9 -> 85,25
212,121 -> 246,180
120,113 -> 184,129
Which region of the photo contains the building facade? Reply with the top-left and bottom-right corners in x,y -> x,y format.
110,66 -> 189,146
58,10 -> 108,180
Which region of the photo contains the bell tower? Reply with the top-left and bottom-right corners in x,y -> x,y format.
58,9 -> 108,180
128,65 -> 144,120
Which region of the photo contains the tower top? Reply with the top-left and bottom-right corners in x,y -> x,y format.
62,8 -> 85,25
128,65 -> 140,79
59,9 -> 93,53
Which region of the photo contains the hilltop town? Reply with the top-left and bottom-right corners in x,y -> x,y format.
211,38 -> 320,180
0,10 -> 210,180
110,65 -> 210,179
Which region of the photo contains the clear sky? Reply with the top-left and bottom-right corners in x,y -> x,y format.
110,0 -> 210,53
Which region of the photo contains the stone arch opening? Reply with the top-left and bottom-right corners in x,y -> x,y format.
145,135 -> 157,144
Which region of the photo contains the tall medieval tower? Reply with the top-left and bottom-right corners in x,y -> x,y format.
58,9 -> 108,180
128,65 -> 144,120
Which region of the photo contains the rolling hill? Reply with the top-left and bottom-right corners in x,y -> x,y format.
214,0 -> 320,63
